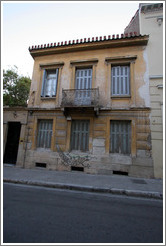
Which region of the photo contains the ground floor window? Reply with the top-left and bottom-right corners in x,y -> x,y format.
70,120 -> 89,151
110,120 -> 131,155
37,120 -> 53,148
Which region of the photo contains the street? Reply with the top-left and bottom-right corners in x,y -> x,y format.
3,183 -> 163,243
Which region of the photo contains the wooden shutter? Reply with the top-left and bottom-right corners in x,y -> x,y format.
75,68 -> 92,89
110,121 -> 131,154
111,66 -> 130,95
41,70 -> 46,97
37,120 -> 53,148
70,120 -> 89,151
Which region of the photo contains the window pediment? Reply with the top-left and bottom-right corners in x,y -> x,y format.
105,56 -> 137,64
40,62 -> 64,70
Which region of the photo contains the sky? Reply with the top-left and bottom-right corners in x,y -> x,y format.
2,1 -> 140,78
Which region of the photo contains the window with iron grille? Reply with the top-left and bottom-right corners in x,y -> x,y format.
110,120 -> 131,155
70,120 -> 89,151
111,65 -> 130,96
41,69 -> 58,97
37,120 -> 53,148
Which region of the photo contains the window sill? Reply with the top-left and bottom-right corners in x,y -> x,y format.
41,96 -> 56,100
111,95 -> 131,99
36,147 -> 52,152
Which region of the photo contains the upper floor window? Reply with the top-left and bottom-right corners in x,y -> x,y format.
75,68 -> 92,89
41,69 -> 58,97
111,65 -> 130,96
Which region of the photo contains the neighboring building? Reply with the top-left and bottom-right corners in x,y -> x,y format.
3,107 -> 28,167
124,2 -> 163,178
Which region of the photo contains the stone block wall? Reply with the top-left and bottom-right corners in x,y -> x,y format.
23,108 -> 154,178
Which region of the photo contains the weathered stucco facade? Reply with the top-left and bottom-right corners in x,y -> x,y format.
3,33 -> 155,178
125,3 -> 163,178
23,34 -> 154,178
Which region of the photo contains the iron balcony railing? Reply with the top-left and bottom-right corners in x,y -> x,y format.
61,88 -> 99,107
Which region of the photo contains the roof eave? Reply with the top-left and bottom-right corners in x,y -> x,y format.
29,35 -> 149,58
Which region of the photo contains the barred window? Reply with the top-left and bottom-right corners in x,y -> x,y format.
41,69 -> 58,97
111,65 -> 130,96
110,120 -> 131,155
70,120 -> 89,151
37,120 -> 53,148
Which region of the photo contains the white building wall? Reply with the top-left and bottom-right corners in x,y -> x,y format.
139,3 -> 163,178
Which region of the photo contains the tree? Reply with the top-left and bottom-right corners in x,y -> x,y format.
3,66 -> 31,107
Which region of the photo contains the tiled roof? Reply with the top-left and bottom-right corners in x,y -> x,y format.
29,32 -> 142,51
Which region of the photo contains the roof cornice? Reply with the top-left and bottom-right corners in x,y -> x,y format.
29,34 -> 149,58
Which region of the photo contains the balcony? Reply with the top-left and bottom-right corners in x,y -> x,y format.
61,88 -> 99,116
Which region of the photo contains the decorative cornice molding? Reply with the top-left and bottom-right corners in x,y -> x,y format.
29,35 -> 149,58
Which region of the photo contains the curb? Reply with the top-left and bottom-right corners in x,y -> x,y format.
3,179 -> 163,200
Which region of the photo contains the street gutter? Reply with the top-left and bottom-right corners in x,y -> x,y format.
3,179 -> 163,200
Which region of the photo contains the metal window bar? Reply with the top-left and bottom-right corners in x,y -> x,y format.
37,120 -> 53,148
110,121 -> 131,154
111,66 -> 130,96
71,120 -> 89,151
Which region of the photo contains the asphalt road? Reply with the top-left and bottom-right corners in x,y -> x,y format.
3,183 -> 163,243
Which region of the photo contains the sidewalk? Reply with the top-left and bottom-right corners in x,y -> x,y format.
3,165 -> 163,200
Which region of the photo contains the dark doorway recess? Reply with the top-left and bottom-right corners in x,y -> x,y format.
4,122 -> 21,164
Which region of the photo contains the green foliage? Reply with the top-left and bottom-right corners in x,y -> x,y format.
3,66 -> 31,107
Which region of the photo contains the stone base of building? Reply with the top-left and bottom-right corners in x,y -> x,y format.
24,149 -> 154,179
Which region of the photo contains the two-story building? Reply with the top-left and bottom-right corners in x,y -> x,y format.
8,33 -> 152,178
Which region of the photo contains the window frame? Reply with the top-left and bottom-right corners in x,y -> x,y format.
70,119 -> 90,152
105,116 -> 136,157
32,116 -> 56,151
66,116 -> 94,153
75,67 -> 92,90
110,120 -> 131,155
37,119 -> 53,149
70,59 -> 98,89
105,56 -> 137,101
41,69 -> 59,98
39,62 -> 64,100
111,64 -> 130,97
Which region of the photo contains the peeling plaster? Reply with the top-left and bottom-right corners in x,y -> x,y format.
138,49 -> 150,107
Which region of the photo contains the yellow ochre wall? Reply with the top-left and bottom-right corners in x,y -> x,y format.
23,41 -> 154,178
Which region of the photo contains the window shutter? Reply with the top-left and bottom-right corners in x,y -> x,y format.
111,66 -> 130,96
41,70 -> 47,97
37,120 -> 53,148
75,68 -> 92,89
53,69 -> 58,97
110,121 -> 131,154
71,120 -> 89,151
